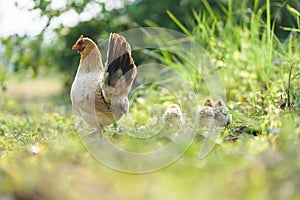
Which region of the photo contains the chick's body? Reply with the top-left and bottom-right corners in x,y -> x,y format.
196,99 -> 215,129
213,100 -> 232,127
162,104 -> 183,128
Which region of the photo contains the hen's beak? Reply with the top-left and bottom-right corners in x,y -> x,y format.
72,44 -> 78,50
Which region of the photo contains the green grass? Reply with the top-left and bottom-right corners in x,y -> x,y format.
1,3 -> 300,199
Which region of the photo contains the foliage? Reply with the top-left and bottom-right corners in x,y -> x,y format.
153,0 -> 300,109
0,0 -> 299,84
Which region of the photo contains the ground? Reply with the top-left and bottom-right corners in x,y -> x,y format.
0,73 -> 299,200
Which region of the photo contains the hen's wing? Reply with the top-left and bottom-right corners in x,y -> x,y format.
101,33 -> 137,104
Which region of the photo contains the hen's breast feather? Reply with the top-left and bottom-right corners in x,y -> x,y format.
71,70 -> 102,103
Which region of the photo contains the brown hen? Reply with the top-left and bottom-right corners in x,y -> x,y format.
71,33 -> 137,130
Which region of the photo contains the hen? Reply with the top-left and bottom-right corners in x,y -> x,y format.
71,33 -> 137,130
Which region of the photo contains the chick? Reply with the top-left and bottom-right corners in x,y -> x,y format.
162,104 -> 183,129
196,98 -> 215,129
213,100 -> 232,127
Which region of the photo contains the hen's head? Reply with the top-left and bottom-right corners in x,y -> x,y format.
72,35 -> 96,54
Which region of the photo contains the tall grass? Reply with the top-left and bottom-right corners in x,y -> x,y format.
154,0 -> 300,134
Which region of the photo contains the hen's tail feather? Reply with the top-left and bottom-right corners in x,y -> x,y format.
104,33 -> 136,87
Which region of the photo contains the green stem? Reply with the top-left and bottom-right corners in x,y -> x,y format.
266,0 -> 272,76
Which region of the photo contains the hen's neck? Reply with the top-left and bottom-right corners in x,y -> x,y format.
78,45 -> 104,73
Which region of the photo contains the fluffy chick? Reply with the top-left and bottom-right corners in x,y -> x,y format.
196,98 -> 216,129
162,104 -> 183,128
213,100 -> 232,127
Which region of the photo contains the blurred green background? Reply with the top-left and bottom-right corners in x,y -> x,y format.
0,0 -> 299,87
0,0 -> 300,199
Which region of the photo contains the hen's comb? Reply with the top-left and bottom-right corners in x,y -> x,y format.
80,35 -> 84,39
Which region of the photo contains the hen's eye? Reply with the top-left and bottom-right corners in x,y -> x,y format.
78,40 -> 83,45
